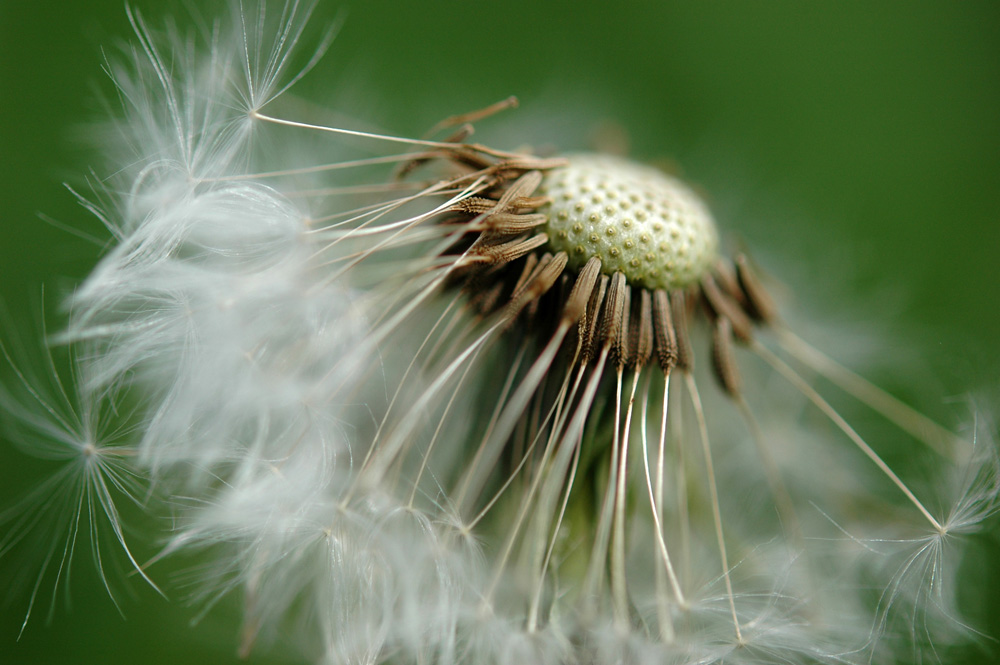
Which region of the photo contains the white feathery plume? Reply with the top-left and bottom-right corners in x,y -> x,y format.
0,337 -> 159,636
1,2 -> 997,664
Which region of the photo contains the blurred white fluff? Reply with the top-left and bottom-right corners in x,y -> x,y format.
45,2 -> 479,662
1,2 -> 997,664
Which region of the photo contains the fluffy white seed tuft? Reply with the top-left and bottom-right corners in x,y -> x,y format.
1,3 -> 996,665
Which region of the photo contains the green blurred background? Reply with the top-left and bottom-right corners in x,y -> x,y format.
1,1 -> 998,663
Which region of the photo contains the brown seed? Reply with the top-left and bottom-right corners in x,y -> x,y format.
652,289 -> 678,374
712,316 -> 742,397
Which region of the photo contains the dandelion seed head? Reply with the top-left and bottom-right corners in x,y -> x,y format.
541,154 -> 718,290
4,2 -> 998,663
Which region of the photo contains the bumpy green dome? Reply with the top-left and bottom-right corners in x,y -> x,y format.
540,154 -> 718,291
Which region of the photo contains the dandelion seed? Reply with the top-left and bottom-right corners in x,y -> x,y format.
2,2 -> 997,664
0,337 -> 158,636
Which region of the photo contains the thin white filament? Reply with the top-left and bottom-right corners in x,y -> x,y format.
640,373 -> 686,614
775,328 -> 969,461
611,368 -> 641,628
684,371 -> 744,643
753,340 -> 945,534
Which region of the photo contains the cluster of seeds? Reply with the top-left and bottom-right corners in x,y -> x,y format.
426,146 -> 775,393
540,154 -> 718,291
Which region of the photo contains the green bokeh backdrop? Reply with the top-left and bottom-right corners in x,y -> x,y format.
1,1 -> 998,663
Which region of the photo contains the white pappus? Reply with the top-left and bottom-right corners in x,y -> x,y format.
1,2 -> 998,664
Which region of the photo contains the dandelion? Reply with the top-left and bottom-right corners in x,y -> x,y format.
2,2 -> 997,664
